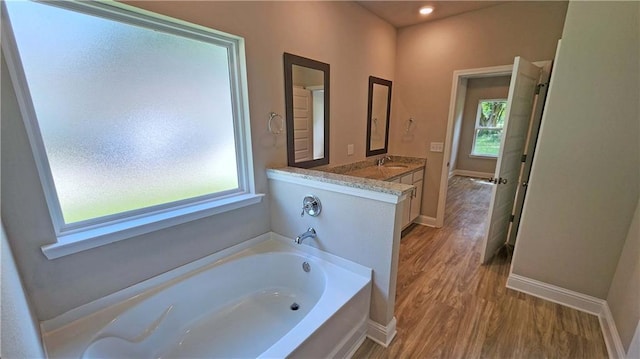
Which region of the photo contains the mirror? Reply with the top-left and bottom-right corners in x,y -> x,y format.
284,53 -> 330,168
366,76 -> 392,157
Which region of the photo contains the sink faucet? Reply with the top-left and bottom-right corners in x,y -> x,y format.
295,227 -> 316,244
377,155 -> 392,166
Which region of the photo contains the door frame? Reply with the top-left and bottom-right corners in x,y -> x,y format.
436,61 -> 550,228
436,64 -> 512,228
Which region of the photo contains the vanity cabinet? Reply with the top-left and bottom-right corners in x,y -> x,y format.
391,168 -> 424,228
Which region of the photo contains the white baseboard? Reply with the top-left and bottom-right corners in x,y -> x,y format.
344,333 -> 367,359
506,274 -> 603,314
367,317 -> 397,347
507,274 -> 625,359
414,215 -> 437,227
599,302 -> 626,359
452,169 -> 493,179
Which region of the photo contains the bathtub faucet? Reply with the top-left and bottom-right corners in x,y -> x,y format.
294,227 -> 316,244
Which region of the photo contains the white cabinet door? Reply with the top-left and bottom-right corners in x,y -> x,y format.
410,181 -> 423,221
400,174 -> 413,227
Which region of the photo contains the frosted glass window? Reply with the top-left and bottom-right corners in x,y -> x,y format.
6,1 -> 243,224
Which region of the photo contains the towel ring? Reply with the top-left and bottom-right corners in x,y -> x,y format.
405,118 -> 415,133
268,112 -> 284,135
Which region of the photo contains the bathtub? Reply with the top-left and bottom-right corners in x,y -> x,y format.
42,233 -> 372,358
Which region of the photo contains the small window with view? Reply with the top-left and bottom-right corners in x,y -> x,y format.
471,99 -> 507,157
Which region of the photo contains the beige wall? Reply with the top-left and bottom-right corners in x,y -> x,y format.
455,76 -> 510,174
390,1 -> 568,217
512,1 -> 639,298
1,1 -> 396,320
607,196 -> 640,354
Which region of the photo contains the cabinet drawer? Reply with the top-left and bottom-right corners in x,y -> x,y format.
412,169 -> 424,183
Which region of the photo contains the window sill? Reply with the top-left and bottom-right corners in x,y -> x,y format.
469,154 -> 498,160
41,193 -> 264,260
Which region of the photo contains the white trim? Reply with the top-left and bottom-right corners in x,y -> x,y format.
600,302 -> 626,359
366,317 -> 397,347
41,194 -> 264,260
451,170 -> 494,179
345,333 -> 367,359
414,215 -> 437,227
330,316 -> 368,359
506,274 -> 603,314
468,154 -> 499,160
266,169 -> 410,204
507,273 -> 625,359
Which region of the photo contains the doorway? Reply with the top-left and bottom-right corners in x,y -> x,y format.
437,59 -> 551,263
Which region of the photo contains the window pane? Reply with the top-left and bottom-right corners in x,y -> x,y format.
473,129 -> 503,156
478,101 -> 507,128
7,1 -> 239,224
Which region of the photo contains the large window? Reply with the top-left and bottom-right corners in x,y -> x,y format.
471,99 -> 507,157
3,1 -> 258,258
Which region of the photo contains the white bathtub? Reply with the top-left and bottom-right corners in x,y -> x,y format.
42,233 -> 372,359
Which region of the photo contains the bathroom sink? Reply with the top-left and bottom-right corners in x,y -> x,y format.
382,164 -> 408,169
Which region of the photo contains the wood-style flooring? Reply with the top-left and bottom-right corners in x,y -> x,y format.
353,176 -> 608,359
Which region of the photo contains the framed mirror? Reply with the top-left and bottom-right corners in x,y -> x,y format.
284,53 -> 330,168
366,76 -> 392,157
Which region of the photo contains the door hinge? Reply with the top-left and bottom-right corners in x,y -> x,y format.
510,214 -> 515,222
521,154 -> 527,163
535,83 -> 547,95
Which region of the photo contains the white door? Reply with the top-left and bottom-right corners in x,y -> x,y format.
481,57 -> 541,264
293,87 -> 313,162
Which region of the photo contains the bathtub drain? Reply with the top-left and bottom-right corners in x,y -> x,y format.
290,302 -> 300,311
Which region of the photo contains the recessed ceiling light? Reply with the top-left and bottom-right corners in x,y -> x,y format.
419,6 -> 434,15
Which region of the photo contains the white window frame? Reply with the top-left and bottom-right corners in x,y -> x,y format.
1,0 -> 262,259
470,98 -> 507,159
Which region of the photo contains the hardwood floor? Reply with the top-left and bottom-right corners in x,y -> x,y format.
353,176 -> 608,359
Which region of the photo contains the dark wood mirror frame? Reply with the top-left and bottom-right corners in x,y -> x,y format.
366,76 -> 392,157
284,52 -> 330,168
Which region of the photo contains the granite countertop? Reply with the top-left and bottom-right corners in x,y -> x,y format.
316,155 -> 426,181
267,155 -> 426,198
266,167 -> 415,197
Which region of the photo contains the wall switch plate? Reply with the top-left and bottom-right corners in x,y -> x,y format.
430,142 -> 444,152
347,144 -> 354,156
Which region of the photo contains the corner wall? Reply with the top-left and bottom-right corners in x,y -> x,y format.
390,1 -> 567,218
512,1 -> 640,299
606,197 -> 640,354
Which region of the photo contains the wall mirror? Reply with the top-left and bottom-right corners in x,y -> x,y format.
366,76 -> 392,157
284,53 -> 330,168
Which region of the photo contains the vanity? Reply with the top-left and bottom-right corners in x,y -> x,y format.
281,52 -> 425,229
316,155 -> 426,229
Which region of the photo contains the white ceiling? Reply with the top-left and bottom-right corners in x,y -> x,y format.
356,1 -> 507,28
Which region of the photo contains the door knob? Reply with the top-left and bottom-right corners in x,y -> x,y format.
488,177 -> 498,184
498,177 -> 508,184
